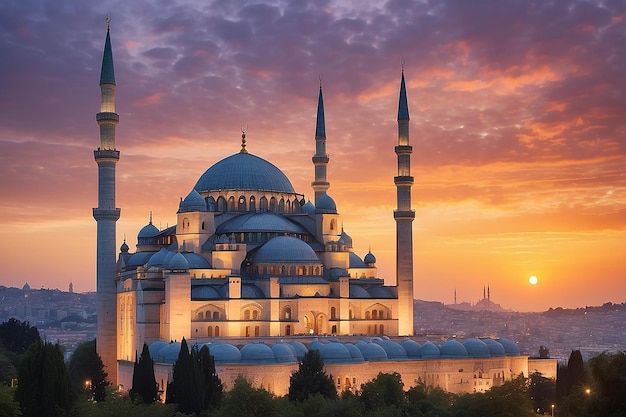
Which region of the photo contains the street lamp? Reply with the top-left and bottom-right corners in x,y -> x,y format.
585,388 -> 591,395
551,404 -> 555,417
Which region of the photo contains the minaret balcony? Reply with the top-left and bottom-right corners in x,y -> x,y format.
312,155 -> 329,164
393,210 -> 415,220
96,112 -> 120,122
94,149 -> 120,162
394,176 -> 414,186
395,145 -> 412,154
93,207 -> 121,221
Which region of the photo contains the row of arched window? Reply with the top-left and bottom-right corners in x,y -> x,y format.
253,264 -> 322,276
205,195 -> 303,214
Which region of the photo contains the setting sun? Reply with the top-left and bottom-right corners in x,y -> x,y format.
529,276 -> 538,285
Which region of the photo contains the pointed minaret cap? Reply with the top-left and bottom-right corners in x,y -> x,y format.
397,66 -> 409,121
100,17 -> 116,85
315,80 -> 326,138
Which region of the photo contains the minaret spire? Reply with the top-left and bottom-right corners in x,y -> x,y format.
311,81 -> 330,205
93,20 -> 121,385
395,66 -> 415,336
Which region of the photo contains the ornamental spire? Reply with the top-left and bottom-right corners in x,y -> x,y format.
397,66 -> 409,121
240,127 -> 248,153
315,80 -> 326,138
100,17 -> 116,86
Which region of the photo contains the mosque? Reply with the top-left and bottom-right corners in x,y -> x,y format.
93,27 -> 556,396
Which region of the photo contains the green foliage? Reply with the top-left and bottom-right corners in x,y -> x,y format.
407,380 -> 454,416
15,340 -> 73,417
0,351 -> 17,384
359,372 -> 406,411
68,339 -> 109,402
0,383 -> 21,417
528,371 -> 555,414
166,338 -> 223,414
217,376 -> 277,417
130,344 -> 158,404
67,393 -> 178,417
0,319 -> 40,355
587,351 -> 626,416
288,349 -> 337,402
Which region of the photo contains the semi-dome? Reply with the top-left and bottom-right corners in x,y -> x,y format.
195,152 -> 295,194
497,338 -> 520,356
203,343 -> 242,364
401,338 -> 422,358
316,193 -> 337,213
440,339 -> 469,358
463,338 -> 491,358
349,252 -> 366,268
147,248 -> 170,268
240,342 -> 276,364
420,341 -> 440,359
481,338 -> 506,357
254,236 -> 321,264
179,189 -> 207,212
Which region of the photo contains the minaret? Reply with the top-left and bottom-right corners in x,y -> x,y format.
93,21 -> 120,384
311,82 -> 330,205
395,68 -> 415,336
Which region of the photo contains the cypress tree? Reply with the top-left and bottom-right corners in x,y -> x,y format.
130,343 -> 157,403
197,344 -> 223,409
288,349 -> 337,402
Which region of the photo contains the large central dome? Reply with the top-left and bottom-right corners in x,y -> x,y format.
194,153 -> 295,193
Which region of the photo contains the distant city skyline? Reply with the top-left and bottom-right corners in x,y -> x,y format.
1,0 -> 624,312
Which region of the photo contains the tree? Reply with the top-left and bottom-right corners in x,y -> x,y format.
587,351 -> 626,416
529,371 -> 556,414
129,343 -> 157,404
15,340 -> 73,417
197,344 -> 223,410
218,376 -> 278,417
566,349 -> 586,393
0,319 -> 40,354
0,383 -> 21,417
539,345 -> 550,358
68,339 -> 109,402
288,349 -> 337,402
359,372 -> 406,411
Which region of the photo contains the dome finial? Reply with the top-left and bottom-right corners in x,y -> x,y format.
106,14 -> 111,31
240,125 -> 248,154
149,210 -> 153,225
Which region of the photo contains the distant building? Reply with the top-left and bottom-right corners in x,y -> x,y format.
93,27 -> 555,395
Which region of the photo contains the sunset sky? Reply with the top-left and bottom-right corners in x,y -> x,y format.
1,0 -> 624,312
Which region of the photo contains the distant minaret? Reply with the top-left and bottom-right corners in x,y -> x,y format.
311,82 -> 330,205
93,20 -> 120,384
488,285 -> 490,301
483,286 -> 486,300
395,68 -> 415,336
454,288 -> 457,305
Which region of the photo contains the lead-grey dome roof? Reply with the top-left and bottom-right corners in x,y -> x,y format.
179,189 -> 207,212
195,153 -> 295,193
255,236 -> 321,264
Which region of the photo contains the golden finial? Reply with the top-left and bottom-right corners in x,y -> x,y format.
319,74 -> 323,89
106,15 -> 111,31
240,126 -> 248,154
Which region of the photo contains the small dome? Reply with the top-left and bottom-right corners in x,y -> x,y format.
497,338 -> 520,356
420,341 -> 440,359
319,342 -> 353,364
191,286 -> 222,299
155,342 -> 182,364
166,252 -> 189,271
463,338 -> 491,358
241,284 -> 265,298
289,341 -> 308,360
182,252 -> 212,269
356,340 -> 388,361
344,343 -> 365,363
440,339 -> 469,358
147,248 -> 170,268
272,343 -> 297,363
203,343 -> 241,364
179,189 -> 207,213
348,252 -> 366,268
349,285 -> 371,298
302,199 -> 316,215
481,339 -> 506,358
400,338 -> 422,358
308,339 -> 326,352
255,236 -> 321,264
120,241 -> 129,253
240,343 -> 276,364
374,340 -> 408,360
364,251 -> 376,265
339,229 -> 353,248
138,222 -> 159,239
148,340 -> 169,359
316,193 -> 337,213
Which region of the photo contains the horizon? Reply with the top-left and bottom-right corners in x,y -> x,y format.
1,0 -> 625,312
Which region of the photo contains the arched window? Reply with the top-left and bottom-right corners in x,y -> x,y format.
214,326 -> 220,336
217,196 -> 227,212
269,197 -> 277,212
330,219 -> 336,232
280,265 -> 286,275
284,306 -> 291,320
365,311 -> 371,320
298,266 -> 305,276
252,310 -> 259,320
270,265 -> 276,274
285,325 -> 291,336
244,310 -> 251,320
349,310 -> 353,319
278,198 -> 285,213
372,310 -> 378,319
255,326 -> 260,337
259,196 -> 268,211
201,221 -> 205,230
206,196 -> 216,211
289,265 -> 296,275
245,326 -> 250,337
238,195 -> 246,211
379,324 -> 384,334
213,311 -> 219,320
198,312 -> 203,320
228,196 -> 236,211
379,310 -> 384,319
330,307 -> 336,320
207,326 -> 213,336
286,199 -> 291,213
314,266 -> 320,275
331,325 -> 337,334
249,196 -> 256,212
205,311 -> 211,320
182,217 -> 190,232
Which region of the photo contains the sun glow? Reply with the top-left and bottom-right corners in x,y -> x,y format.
529,275 -> 538,285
